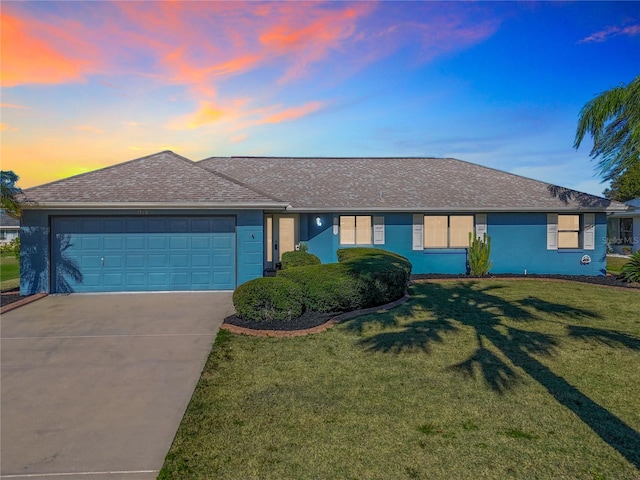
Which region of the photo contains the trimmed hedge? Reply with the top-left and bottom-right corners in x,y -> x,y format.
232,276 -> 304,322
281,250 -> 321,269
278,248 -> 412,313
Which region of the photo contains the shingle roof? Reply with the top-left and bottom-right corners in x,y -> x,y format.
0,210 -> 20,227
22,151 -> 285,208
199,156 -> 626,212
626,198 -> 640,208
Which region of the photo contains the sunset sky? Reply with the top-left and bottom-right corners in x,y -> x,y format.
1,1 -> 639,195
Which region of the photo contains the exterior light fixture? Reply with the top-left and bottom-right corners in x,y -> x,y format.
315,216 -> 323,227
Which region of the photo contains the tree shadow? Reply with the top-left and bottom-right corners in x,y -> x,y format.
345,281 -> 640,468
546,185 -> 614,208
21,229 -> 82,294
52,234 -> 83,293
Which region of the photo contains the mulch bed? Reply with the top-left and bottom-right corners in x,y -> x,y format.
410,273 -> 640,289
224,310 -> 338,331
1,288 -> 23,307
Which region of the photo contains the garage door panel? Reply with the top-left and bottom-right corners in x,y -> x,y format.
213,254 -> 232,267
170,237 -> 189,249
170,219 -> 189,232
52,216 -> 236,292
192,255 -> 210,267
191,236 -> 210,249
80,255 -> 101,268
126,254 -> 146,268
81,219 -> 102,233
148,236 -> 167,249
103,219 -> 124,232
126,236 -> 146,249
81,273 -> 102,287
148,254 -> 168,267
126,219 -> 146,233
192,272 -> 210,285
104,237 -> 124,250
126,273 -> 145,286
104,273 -> 124,287
104,255 -> 123,268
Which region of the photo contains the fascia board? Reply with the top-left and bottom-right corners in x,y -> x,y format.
282,206 -> 628,213
21,202 -> 291,210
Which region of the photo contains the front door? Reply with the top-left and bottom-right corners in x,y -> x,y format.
265,214 -> 298,269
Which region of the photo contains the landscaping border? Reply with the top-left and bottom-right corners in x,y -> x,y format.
0,293 -> 48,314
220,293 -> 411,338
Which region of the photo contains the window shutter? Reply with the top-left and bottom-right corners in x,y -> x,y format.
412,214 -> 423,250
475,214 -> 487,240
373,216 -> 385,245
547,213 -> 558,250
583,213 -> 595,250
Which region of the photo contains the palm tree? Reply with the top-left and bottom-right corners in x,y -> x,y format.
1,170 -> 22,219
574,74 -> 640,181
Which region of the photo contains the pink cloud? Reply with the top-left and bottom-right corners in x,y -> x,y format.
260,101 -> 325,124
0,13 -> 96,86
579,23 -> 640,43
0,103 -> 29,109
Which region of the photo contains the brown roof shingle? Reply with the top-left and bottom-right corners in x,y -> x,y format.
22,151 -> 284,207
199,156 -> 626,212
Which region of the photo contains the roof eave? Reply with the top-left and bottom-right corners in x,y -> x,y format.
21,201 -> 290,211
283,205 -> 626,213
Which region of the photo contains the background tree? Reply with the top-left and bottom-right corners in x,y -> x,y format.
574,74 -> 640,181
1,170 -> 22,219
603,162 -> 640,202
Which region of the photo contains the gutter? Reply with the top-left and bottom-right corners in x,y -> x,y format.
21,202 -> 292,210
282,205 -> 630,213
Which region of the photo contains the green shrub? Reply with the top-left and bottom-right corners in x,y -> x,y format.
281,250 -> 321,269
619,251 -> 640,283
338,248 -> 411,305
233,277 -> 304,322
468,232 -> 492,276
0,238 -> 20,259
279,248 -> 411,313
278,263 -> 364,312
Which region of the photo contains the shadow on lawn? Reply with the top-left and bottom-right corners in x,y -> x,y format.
345,281 -> 640,468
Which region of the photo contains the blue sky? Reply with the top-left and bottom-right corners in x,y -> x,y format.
1,1 -> 639,194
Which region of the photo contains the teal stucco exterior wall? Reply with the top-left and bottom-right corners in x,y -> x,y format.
300,212 -> 608,276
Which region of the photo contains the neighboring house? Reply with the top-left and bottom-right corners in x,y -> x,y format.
607,197 -> 640,254
19,151 -> 628,295
0,210 -> 20,245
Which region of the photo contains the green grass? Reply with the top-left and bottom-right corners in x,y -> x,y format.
607,255 -> 630,274
160,280 -> 640,480
0,252 -> 19,291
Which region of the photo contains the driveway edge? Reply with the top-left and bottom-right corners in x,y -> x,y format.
0,293 -> 47,315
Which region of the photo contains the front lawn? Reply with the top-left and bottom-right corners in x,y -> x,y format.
607,255 -> 630,275
0,252 -> 20,291
160,280 -> 640,480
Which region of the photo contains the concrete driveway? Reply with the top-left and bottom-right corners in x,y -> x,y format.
1,292 -> 234,480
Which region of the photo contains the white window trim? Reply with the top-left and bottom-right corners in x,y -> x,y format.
547,213 -> 595,251
339,215 -> 383,246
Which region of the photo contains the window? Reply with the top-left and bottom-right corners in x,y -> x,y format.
558,214 -> 580,249
340,216 -> 369,245
339,216 -> 384,245
547,213 -> 595,250
423,215 -> 474,248
620,218 -> 633,245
